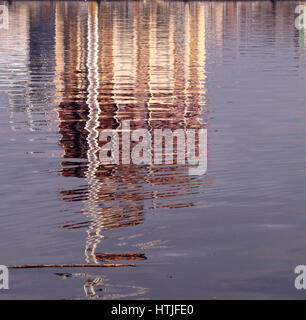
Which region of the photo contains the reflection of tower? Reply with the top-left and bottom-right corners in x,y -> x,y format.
144,2 -> 208,209
3,2 -> 58,133
84,2 -> 102,264
56,2 -> 89,163
56,1 -> 210,263
57,2 -> 147,264
1,2 -> 30,131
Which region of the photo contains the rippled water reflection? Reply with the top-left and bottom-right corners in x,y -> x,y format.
1,1 -> 306,299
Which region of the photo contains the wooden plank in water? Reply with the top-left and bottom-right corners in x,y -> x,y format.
9,263 -> 136,269
96,253 -> 147,261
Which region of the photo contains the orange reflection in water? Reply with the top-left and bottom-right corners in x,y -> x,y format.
53,1 -> 211,263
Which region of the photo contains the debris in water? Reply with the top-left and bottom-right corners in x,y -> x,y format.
95,253 -> 147,261
8,263 -> 136,269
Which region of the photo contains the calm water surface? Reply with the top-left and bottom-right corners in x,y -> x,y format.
0,0 -> 306,299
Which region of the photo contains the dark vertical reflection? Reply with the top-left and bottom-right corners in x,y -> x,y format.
28,2 -> 56,108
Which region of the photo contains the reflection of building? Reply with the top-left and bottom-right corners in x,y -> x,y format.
5,1 -> 304,267
1,0 -> 306,298
53,1 -> 210,263
2,2 -> 59,132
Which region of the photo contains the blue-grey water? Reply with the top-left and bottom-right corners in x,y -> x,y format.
0,0 -> 306,299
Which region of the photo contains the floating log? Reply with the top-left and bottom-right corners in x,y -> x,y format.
8,263 -> 135,269
95,253 -> 147,261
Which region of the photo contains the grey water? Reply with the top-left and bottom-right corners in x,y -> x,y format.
0,0 -> 306,299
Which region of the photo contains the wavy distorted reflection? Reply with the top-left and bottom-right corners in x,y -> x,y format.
53,1 -> 210,268
55,272 -> 148,299
1,0 -> 306,299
